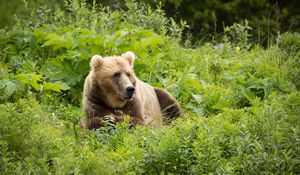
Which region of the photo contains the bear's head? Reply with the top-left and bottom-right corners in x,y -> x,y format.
89,51 -> 137,108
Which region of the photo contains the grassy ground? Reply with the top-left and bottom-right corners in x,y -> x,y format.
0,1 -> 299,174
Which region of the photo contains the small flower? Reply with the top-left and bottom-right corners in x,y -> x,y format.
213,44 -> 225,50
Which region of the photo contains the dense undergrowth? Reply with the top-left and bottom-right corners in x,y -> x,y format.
0,1 -> 299,174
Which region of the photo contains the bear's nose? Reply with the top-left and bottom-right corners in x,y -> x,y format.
126,86 -> 135,95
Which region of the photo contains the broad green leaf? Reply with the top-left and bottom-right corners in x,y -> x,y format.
30,74 -> 43,91
192,94 -> 203,105
43,81 -> 70,92
42,33 -> 73,50
0,79 -> 23,96
240,86 -> 256,101
186,103 -> 204,115
212,100 -> 232,110
15,73 -> 43,91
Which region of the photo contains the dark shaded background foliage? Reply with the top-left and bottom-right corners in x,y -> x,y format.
154,0 -> 300,44
1,0 -> 299,45
89,0 -> 300,45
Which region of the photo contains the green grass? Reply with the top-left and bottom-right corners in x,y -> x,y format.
1,91 -> 299,174
0,1 -> 299,174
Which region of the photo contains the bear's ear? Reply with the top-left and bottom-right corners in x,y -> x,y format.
122,51 -> 136,66
90,55 -> 104,69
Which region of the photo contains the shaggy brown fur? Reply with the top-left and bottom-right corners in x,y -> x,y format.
80,51 -> 180,129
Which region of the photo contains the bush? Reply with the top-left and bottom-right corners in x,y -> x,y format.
0,0 -> 184,105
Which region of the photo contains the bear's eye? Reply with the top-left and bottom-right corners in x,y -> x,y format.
126,72 -> 131,77
113,72 -> 121,78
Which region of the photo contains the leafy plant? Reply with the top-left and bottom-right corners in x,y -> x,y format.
223,20 -> 252,49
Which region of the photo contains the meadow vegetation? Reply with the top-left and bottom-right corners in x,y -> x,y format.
0,1 -> 299,174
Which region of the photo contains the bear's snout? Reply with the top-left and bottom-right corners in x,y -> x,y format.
125,86 -> 135,99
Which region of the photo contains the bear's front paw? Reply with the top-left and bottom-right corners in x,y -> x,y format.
130,117 -> 145,127
103,114 -> 116,127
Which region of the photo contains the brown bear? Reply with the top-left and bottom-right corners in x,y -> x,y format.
80,51 -> 180,129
